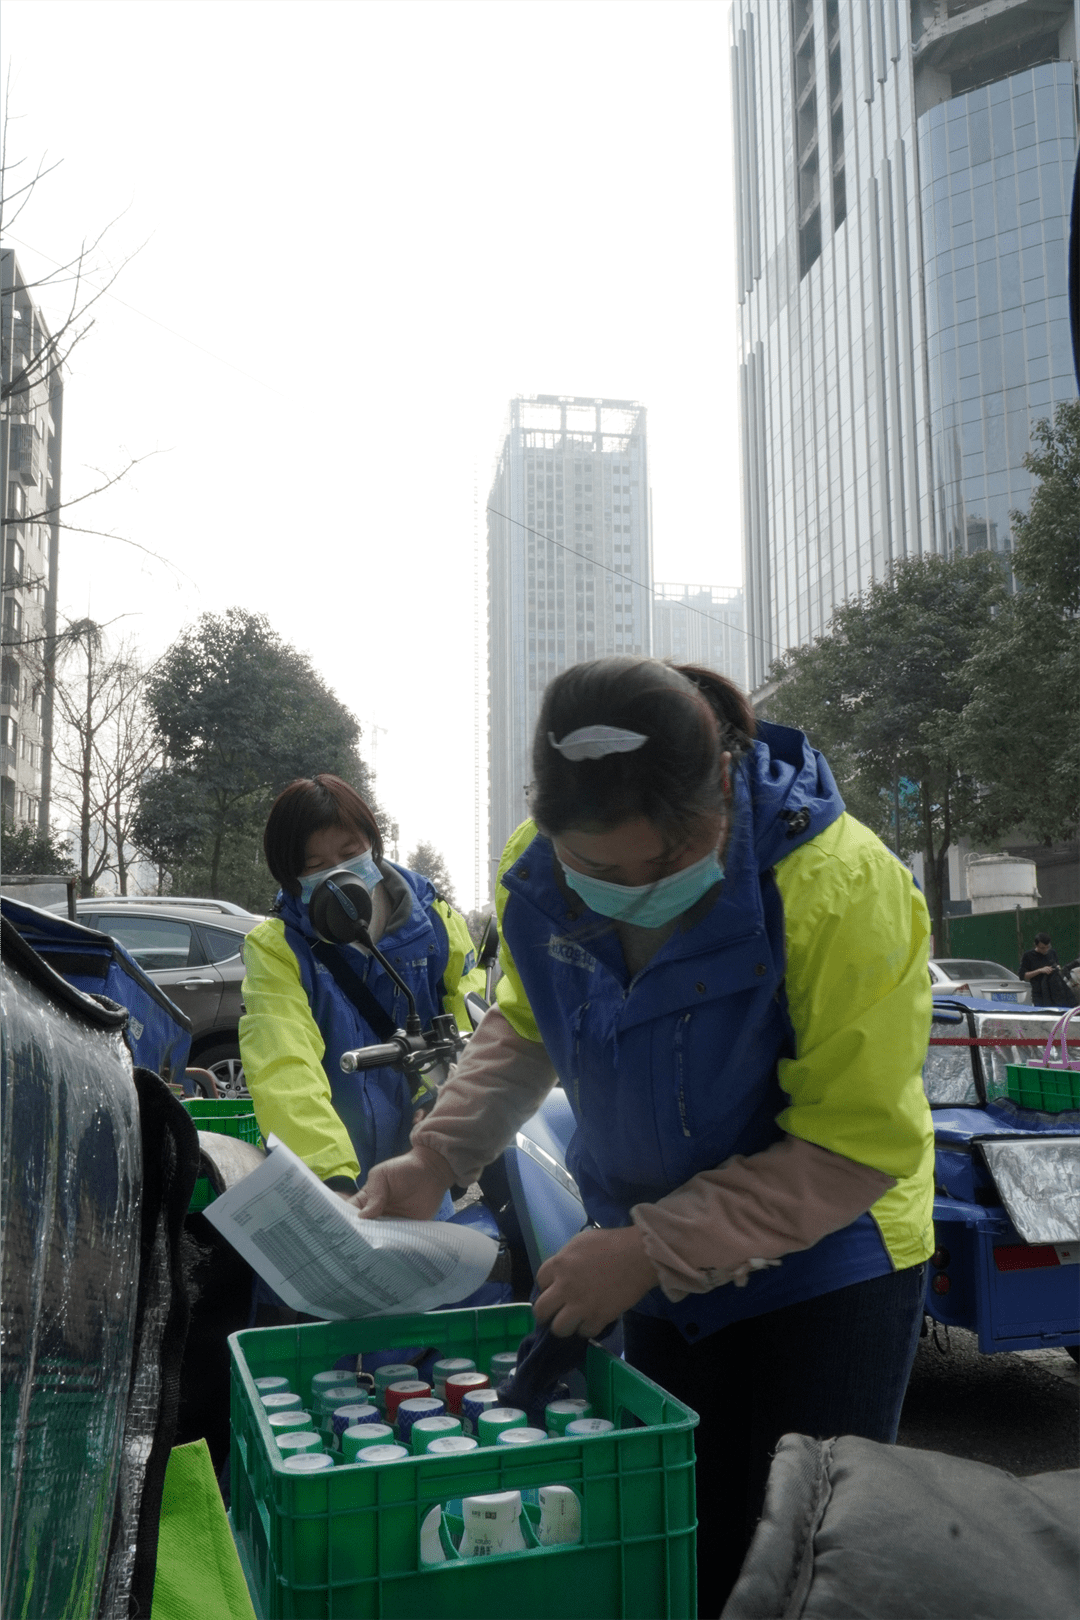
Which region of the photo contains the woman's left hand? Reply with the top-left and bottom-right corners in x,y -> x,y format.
533,1227 -> 659,1338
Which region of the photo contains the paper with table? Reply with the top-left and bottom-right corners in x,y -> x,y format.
203,1136 -> 497,1319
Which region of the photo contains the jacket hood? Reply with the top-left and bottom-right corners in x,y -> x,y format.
745,720 -> 845,869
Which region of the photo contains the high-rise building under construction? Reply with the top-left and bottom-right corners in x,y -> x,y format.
732,0 -> 1078,690
486,396 -> 652,890
651,584 -> 747,690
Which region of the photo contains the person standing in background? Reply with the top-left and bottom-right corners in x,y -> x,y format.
1020,933 -> 1076,1007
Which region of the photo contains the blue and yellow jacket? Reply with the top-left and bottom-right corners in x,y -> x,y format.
239,861 -> 484,1187
494,720 -> 935,1336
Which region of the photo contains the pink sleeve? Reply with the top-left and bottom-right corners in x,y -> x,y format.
630,1136 -> 896,1301
411,1004 -> 557,1184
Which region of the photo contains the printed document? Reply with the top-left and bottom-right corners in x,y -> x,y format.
203,1136 -> 497,1319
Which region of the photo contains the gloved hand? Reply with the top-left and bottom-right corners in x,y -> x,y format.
352,1144 -> 455,1220
533,1225 -> 658,1337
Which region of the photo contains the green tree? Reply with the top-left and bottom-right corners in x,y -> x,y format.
406,840 -> 457,907
134,609 -> 384,909
767,553 -> 1005,939
950,401 -> 1080,846
1,822 -> 73,874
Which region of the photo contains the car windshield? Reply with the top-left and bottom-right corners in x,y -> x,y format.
934,960 -> 1018,981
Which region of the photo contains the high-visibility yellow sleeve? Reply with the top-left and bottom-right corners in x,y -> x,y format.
493,820 -> 545,1042
773,813 -> 936,1268
238,918 -> 360,1183
431,898 -> 488,1029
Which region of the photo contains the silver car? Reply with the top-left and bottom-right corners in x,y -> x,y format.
67,898 -> 263,1094
928,957 -> 1031,1004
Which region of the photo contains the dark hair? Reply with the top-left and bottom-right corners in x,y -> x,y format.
1034,932 -> 1052,945
530,657 -> 756,843
264,775 -> 383,896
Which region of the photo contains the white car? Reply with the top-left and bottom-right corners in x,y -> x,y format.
928,958 -> 1031,1004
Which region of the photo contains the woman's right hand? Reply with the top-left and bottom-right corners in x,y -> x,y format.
353,1145 -> 455,1221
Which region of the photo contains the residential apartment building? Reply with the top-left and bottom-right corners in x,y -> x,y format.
1,250 -> 62,828
732,0 -> 1079,691
487,396 -> 652,888
651,583 -> 747,690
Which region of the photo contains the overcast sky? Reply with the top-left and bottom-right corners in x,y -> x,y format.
3,0 -> 739,906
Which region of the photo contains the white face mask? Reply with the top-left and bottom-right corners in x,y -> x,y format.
299,848 -> 381,904
559,847 -> 724,928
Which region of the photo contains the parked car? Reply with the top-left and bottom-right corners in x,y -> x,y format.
929,957 -> 1031,1004
60,899 -> 263,1094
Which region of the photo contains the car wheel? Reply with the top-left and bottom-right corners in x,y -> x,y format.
199,1044 -> 248,1100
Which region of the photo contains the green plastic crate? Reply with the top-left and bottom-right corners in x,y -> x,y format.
229,1305 -> 697,1619
1005,1063 -> 1080,1114
183,1097 -> 261,1212
182,1096 -> 262,1143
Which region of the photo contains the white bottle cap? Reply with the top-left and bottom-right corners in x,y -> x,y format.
311,1369 -> 356,1400
261,1391 -> 303,1413
282,1452 -> 334,1472
276,1431 -> 323,1457
266,1410 -> 312,1434
254,1375 -> 291,1395
425,1435 -> 479,1456
565,1417 -> 614,1437
495,1427 -> 549,1447
356,1443 -> 409,1464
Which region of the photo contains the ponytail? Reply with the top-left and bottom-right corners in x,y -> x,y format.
673,665 -> 756,757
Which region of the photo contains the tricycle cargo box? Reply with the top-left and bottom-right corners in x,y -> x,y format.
229,1304 -> 697,1619
0,895 -> 191,1082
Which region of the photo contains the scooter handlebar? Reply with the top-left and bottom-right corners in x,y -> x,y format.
339,1041 -> 406,1073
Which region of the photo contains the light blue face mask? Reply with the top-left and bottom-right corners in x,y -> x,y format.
559,847 -> 724,929
299,848 -> 382,904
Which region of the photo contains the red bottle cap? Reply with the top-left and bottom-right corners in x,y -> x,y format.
444,1371 -> 490,1414
384,1380 -> 430,1425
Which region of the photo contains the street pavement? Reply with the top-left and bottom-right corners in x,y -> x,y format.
896,1324 -> 1079,1476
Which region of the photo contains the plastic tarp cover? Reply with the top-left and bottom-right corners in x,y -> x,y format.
978,1139 -> 1080,1244
0,896 -> 192,1084
922,1007 -> 980,1106
1,920 -> 142,1620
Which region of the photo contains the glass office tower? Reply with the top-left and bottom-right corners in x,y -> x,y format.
732,1 -> 1078,691
920,61 -> 1076,555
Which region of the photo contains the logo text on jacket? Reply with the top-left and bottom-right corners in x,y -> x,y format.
548,938 -> 597,973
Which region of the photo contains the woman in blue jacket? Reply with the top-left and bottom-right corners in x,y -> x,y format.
239,774 -> 487,1206
358,659 -> 935,1612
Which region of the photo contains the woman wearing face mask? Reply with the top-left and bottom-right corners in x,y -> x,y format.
238,774 -> 487,1207
357,659 -> 935,1613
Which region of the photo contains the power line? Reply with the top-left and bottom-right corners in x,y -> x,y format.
485,505 -> 774,658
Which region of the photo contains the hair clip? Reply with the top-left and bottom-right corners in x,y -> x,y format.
548,726 -> 649,761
